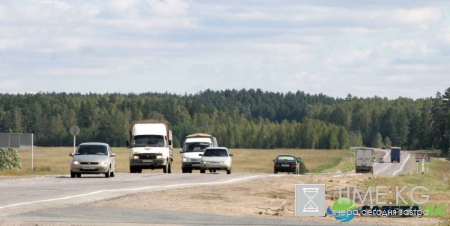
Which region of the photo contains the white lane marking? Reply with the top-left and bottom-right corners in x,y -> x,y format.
0,175 -> 280,210
374,150 -> 389,167
393,151 -> 411,176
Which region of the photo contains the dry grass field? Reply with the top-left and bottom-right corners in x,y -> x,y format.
0,147 -> 354,175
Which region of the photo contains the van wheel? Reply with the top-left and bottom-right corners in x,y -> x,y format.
168,161 -> 172,174
110,171 -> 115,177
70,172 -> 75,178
200,169 -> 205,174
227,168 -> 231,175
182,168 -> 187,173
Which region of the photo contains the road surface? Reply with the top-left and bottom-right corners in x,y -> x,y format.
0,173 -> 379,225
373,149 -> 411,176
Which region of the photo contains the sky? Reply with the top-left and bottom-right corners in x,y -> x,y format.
1,0 -> 450,99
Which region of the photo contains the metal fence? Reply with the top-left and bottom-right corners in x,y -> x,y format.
0,133 -> 34,170
0,133 -> 33,148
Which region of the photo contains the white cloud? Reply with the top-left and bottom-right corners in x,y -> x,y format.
392,7 -> 442,24
109,0 -> 138,12
0,80 -> 24,92
147,0 -> 188,16
385,75 -> 416,82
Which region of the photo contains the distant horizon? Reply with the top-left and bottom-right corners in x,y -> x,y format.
0,87 -> 441,100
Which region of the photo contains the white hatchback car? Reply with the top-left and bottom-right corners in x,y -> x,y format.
70,142 -> 116,178
199,147 -> 233,174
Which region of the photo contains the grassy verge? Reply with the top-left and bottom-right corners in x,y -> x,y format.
0,147 -> 349,176
363,155 -> 450,223
320,149 -> 355,173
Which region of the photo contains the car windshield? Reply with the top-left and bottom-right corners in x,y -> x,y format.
184,142 -> 211,152
203,149 -> 228,157
76,145 -> 108,155
132,135 -> 164,147
277,156 -> 295,161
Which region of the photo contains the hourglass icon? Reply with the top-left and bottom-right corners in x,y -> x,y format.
303,187 -> 319,212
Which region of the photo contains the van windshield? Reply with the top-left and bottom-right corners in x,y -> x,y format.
133,135 -> 164,147
184,142 -> 211,152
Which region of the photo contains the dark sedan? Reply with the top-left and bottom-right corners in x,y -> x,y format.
273,155 -> 297,174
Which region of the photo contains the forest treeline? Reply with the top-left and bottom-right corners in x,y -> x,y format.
0,88 -> 450,156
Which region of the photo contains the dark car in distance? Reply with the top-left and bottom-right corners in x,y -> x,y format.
273,154 -> 297,174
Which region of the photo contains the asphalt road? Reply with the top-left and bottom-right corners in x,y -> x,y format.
373,149 -> 411,176
0,173 -> 376,226
0,152 -> 412,225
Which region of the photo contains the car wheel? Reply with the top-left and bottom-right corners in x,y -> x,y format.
70,172 -> 75,178
200,169 -> 205,174
227,168 -> 231,175
77,174 -> 81,178
182,168 -> 186,173
189,169 -> 193,173
274,170 -> 278,174
105,167 -> 111,178
168,161 -> 172,174
130,167 -> 135,173
110,171 -> 115,177
137,168 -> 142,173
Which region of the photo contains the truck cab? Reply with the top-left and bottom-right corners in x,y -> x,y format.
127,120 -> 173,173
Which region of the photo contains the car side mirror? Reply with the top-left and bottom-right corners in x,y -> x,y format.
69,153 -> 74,157
126,141 -> 130,147
229,154 -> 233,157
199,154 -> 203,156
110,153 -> 116,157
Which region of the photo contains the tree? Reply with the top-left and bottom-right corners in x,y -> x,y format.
372,133 -> 382,148
384,136 -> 392,148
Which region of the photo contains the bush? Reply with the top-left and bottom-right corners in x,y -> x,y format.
299,161 -> 308,174
0,148 -> 22,170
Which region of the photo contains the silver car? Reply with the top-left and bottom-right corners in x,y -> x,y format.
199,147 -> 233,174
70,142 -> 116,178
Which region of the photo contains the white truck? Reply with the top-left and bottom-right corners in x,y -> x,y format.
355,148 -> 374,174
180,133 -> 218,173
127,119 -> 173,173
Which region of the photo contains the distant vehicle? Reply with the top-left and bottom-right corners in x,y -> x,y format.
180,133 -> 218,173
126,119 -> 173,173
378,158 -> 385,163
69,142 -> 116,178
199,147 -> 232,174
355,148 -> 374,174
391,147 -> 401,163
273,155 -> 298,174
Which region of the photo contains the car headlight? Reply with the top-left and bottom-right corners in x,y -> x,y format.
157,155 -> 163,159
202,161 -> 206,164
183,157 -> 188,162
100,161 -> 107,165
72,161 -> 80,165
133,155 -> 139,160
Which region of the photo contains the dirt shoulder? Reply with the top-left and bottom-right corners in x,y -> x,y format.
91,174 -> 442,225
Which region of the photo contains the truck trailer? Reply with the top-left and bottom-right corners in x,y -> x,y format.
355,148 -> 374,174
390,147 -> 401,163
